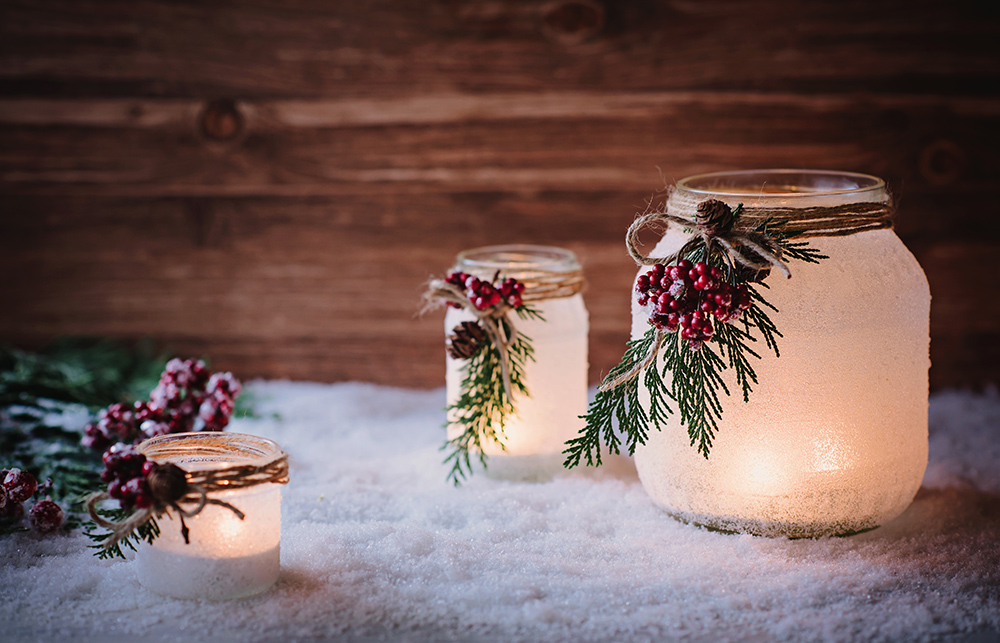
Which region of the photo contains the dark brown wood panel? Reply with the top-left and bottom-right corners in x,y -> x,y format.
1,0 -> 998,389
2,1 -> 998,97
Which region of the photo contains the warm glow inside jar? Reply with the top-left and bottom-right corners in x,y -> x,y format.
445,244 -> 589,480
632,170 -> 930,537
134,432 -> 284,599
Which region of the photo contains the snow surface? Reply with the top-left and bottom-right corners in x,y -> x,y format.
2,382 -> 999,643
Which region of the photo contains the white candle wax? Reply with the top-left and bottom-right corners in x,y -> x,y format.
632,171 -> 930,537
445,245 -> 589,480
134,433 -> 284,600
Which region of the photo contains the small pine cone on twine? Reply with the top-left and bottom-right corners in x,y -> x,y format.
146,463 -> 190,508
696,199 -> 735,236
447,321 -> 487,360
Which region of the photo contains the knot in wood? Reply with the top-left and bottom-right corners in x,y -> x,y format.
696,199 -> 735,236
146,463 -> 190,507
200,99 -> 244,141
541,0 -> 605,45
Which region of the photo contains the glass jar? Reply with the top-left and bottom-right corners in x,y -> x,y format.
134,432 -> 284,599
445,244 -> 589,480
632,170 -> 930,537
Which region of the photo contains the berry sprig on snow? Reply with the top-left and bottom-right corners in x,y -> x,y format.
83,359 -> 242,452
0,467 -> 65,534
81,358 -> 243,558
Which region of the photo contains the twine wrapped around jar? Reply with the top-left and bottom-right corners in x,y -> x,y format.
86,433 -> 289,552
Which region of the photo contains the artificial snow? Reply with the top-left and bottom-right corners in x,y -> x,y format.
2,382 -> 999,643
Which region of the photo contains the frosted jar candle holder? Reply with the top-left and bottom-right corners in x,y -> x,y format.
445,245 -> 589,480
633,170 -> 930,537
134,432 -> 285,600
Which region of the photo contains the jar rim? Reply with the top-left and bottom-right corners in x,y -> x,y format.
138,432 -> 284,471
455,244 -> 581,273
677,169 -> 886,198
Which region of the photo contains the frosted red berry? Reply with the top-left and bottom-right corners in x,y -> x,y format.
3,468 -> 37,504
636,261 -> 757,349
444,273 -> 527,312
29,499 -> 63,534
84,359 -> 241,452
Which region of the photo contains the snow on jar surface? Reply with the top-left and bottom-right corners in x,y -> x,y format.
632,170 -> 930,537
445,245 -> 589,481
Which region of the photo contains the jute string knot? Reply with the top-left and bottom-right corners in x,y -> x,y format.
87,448 -> 289,552
626,197 -> 895,275
422,267 -> 586,399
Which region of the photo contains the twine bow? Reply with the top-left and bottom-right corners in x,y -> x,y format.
87,451 -> 289,552
627,198 -> 894,274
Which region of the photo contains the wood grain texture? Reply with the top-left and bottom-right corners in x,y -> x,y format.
1,0 -> 999,389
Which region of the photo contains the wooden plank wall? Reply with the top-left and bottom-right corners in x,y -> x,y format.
1,0 -> 998,389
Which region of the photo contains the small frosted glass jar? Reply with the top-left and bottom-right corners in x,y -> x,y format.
633,170 -> 930,537
445,245 -> 589,480
134,432 -> 284,600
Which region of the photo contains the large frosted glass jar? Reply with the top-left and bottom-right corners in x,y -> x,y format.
135,432 -> 284,600
632,170 -> 930,537
446,245 -> 589,480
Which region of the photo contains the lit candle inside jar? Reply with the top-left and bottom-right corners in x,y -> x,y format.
134,432 -> 287,600
632,170 -> 930,537
444,245 -> 589,480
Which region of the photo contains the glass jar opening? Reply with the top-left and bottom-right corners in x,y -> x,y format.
138,432 -> 283,472
456,244 -> 581,276
678,169 -> 885,198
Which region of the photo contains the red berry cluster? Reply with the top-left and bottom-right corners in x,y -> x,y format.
82,401 -> 157,451
100,443 -> 157,511
636,260 -> 753,349
446,272 -> 525,310
83,359 -> 242,452
0,468 -> 63,533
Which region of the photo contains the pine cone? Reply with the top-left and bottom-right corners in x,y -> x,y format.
146,463 -> 190,507
447,321 -> 487,360
696,199 -> 735,236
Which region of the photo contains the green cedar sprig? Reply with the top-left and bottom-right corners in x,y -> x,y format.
84,505 -> 160,560
443,306 -> 539,485
563,328 -> 666,468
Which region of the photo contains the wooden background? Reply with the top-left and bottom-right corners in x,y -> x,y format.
1,0 -> 999,389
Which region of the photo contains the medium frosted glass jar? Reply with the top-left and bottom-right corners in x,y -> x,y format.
135,432 -> 284,599
445,245 -> 589,480
632,170 -> 930,537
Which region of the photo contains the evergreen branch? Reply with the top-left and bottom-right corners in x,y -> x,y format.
514,304 -> 545,322
84,506 -> 160,560
713,320 -> 760,403
443,315 -> 533,485
564,199 -> 835,465
743,285 -> 783,357
776,238 -> 828,264
563,327 -> 666,468
660,334 -> 729,457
